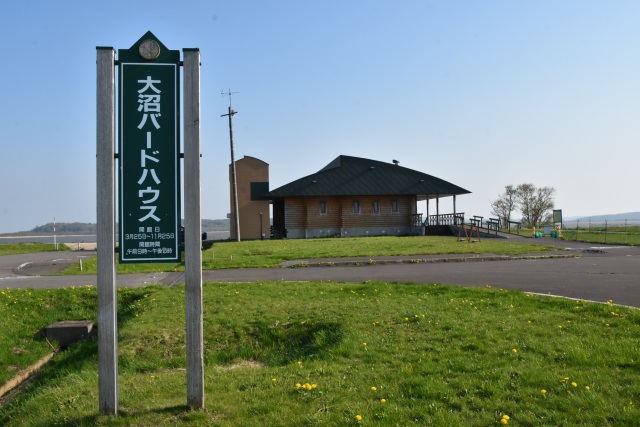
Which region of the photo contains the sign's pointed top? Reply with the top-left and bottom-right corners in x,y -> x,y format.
129,31 -> 169,52
119,31 -> 179,63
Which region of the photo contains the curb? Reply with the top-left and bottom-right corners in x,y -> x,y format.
283,253 -> 580,268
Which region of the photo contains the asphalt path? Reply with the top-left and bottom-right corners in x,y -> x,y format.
1,238 -> 639,307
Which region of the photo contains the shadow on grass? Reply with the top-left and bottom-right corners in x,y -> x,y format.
233,320 -> 344,366
65,404 -> 209,427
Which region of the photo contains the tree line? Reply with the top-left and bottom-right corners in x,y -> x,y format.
490,183 -> 555,229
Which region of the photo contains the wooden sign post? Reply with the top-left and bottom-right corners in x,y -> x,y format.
96,33 -> 204,415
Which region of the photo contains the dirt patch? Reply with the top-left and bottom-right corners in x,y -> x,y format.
214,360 -> 265,371
64,242 -> 97,251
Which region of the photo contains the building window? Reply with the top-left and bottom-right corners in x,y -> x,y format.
352,200 -> 361,215
319,201 -> 327,215
391,199 -> 399,213
372,200 -> 380,214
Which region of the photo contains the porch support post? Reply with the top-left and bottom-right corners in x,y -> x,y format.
426,199 -> 429,225
453,195 -> 457,224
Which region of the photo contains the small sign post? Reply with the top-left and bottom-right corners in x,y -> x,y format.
553,209 -> 563,228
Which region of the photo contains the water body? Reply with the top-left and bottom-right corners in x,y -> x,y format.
0,234 -> 96,245
0,231 -> 230,245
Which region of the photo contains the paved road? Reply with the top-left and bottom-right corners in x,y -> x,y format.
1,238 -> 639,307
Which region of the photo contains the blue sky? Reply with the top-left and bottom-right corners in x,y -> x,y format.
1,1 -> 639,233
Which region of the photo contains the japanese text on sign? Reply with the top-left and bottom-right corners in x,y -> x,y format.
119,63 -> 180,263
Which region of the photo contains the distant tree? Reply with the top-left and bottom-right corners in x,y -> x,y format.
490,185 -> 518,226
515,183 -> 556,228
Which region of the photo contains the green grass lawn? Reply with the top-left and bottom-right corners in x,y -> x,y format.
2,282 -> 639,426
0,243 -> 67,256
560,230 -> 640,246
60,236 -> 561,275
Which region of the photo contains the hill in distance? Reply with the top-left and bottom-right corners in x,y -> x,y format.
575,212 -> 640,222
16,219 -> 231,234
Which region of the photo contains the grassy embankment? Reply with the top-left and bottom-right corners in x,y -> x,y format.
60,235 -> 562,275
1,282 -> 639,426
0,243 -> 67,256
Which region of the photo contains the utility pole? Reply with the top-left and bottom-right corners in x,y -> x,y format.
221,89 -> 241,242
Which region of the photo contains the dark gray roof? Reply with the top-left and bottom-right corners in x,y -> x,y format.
267,155 -> 470,200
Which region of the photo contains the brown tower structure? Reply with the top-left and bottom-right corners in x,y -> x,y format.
229,156 -> 270,240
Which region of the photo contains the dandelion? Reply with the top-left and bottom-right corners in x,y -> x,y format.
272,378 -> 277,382
585,386 -> 591,390
501,414 -> 510,424
297,361 -> 302,366
355,414 -> 363,422
363,342 -> 367,347
295,383 -> 302,389
512,348 -> 518,353
541,389 -> 547,395
371,386 -> 377,391
380,398 -> 387,403
404,317 -> 409,321
571,382 -> 577,387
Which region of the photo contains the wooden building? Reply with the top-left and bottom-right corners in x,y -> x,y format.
267,155 -> 470,239
229,156 -> 270,240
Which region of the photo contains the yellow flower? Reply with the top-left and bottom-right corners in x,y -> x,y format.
355,414 -> 363,421
380,398 -> 387,403
512,348 -> 517,353
541,389 -> 547,395
571,382 -> 577,387
502,415 -> 510,420
363,342 -> 367,346
585,386 -> 591,390
370,386 -> 377,391
295,383 -> 302,389
500,419 -> 508,425
272,378 -> 277,382
297,361 -> 302,365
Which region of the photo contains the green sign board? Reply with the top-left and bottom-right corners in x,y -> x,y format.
553,209 -> 563,224
118,33 -> 181,263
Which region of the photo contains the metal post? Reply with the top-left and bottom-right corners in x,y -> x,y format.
183,48 -> 205,409
96,47 -> 118,415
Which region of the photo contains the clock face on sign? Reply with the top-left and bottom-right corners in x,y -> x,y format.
139,39 -> 160,60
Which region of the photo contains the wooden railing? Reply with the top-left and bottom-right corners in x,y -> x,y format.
426,213 -> 465,226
